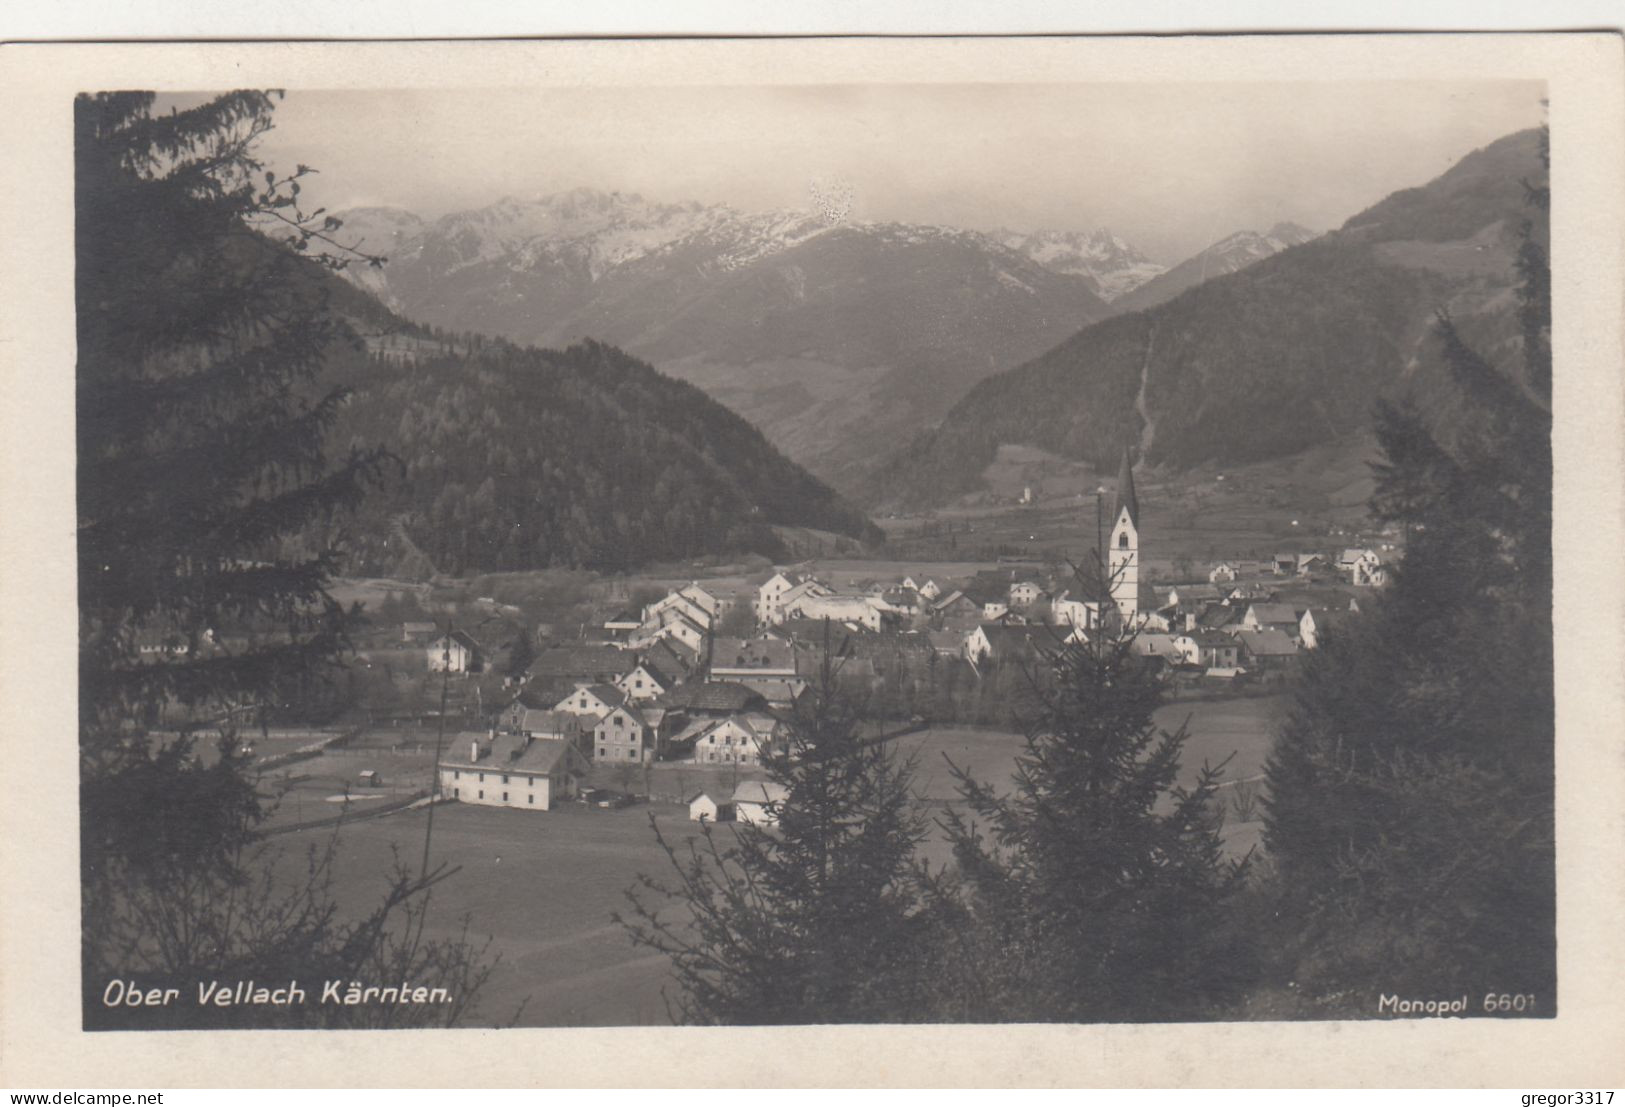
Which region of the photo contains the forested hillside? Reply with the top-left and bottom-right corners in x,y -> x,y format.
318,330 -> 881,576
867,128 -> 1544,507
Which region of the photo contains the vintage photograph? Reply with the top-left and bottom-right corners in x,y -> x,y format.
64,48 -> 1569,1042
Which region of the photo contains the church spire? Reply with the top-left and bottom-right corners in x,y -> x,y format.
1113,447 -> 1139,528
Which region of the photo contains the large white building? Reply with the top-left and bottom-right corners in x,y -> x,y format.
440,732 -> 589,811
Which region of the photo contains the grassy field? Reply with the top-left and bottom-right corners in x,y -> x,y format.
276,800 -> 705,1026
276,692 -> 1287,1026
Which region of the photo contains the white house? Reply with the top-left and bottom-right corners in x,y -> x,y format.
592,702 -> 657,763
754,572 -> 795,625
554,683 -> 623,720
1350,550 -> 1389,588
678,583 -> 721,621
688,792 -> 733,823
786,593 -> 884,632
1209,562 -> 1239,584
440,734 -> 588,812
1242,603 -> 1301,636
694,713 -> 778,766
1051,592 -> 1100,630
1009,580 -> 1043,607
917,579 -> 942,602
631,611 -> 708,654
426,630 -> 483,673
1299,607 -> 1343,649
769,578 -> 833,625
733,780 -> 790,826
615,663 -> 673,703
643,590 -> 713,633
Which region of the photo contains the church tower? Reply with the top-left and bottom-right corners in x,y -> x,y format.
1108,448 -> 1140,624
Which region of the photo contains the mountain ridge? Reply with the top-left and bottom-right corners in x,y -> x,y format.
324,189 -> 1159,488
863,128 -> 1545,509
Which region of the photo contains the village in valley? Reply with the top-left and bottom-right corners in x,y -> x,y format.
368,448 -> 1395,828
72,77 -> 1563,1039
206,441 -> 1406,1028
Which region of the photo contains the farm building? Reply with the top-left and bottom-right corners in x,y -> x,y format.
440,733 -> 589,811
688,792 -> 734,823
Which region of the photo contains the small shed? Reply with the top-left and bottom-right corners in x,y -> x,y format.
358,769 -> 383,788
688,792 -> 734,823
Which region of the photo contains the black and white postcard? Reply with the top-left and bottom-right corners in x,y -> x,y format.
1,32 -> 1622,1089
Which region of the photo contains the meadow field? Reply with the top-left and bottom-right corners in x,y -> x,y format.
282,692 -> 1286,1026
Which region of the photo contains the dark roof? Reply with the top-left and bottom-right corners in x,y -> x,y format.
671,681 -> 768,714
1236,628 -> 1299,656
1247,603 -> 1300,625
710,636 -> 795,671
526,645 -> 635,681
1113,448 -> 1140,527
1199,604 -> 1243,629
445,735 -> 581,775
434,629 -> 484,652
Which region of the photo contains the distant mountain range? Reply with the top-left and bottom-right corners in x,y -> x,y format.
994,226 -> 1168,300
327,192 -> 1168,489
1108,222 -> 1319,315
297,256 -> 882,576
865,129 -> 1545,508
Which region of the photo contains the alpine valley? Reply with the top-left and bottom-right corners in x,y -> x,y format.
867,128 -> 1546,508
326,193 -> 1172,489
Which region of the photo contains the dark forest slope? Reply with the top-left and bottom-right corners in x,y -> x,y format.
866,129 -> 1545,508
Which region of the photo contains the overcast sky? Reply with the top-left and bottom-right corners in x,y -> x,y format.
249,81 -> 1544,263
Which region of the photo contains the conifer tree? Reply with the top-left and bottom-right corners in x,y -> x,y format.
617,626 -> 936,1023
76,90 -> 493,1028
938,557 -> 1250,1022
1262,127 -> 1552,1006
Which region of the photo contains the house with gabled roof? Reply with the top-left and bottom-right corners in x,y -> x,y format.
1208,563 -> 1239,584
440,733 -> 589,811
678,583 -> 721,620
1234,628 -> 1301,671
1298,607 -> 1344,650
964,622 -> 1052,668
616,662 -> 674,703
592,701 -> 658,763
694,713 -> 779,766
427,630 -> 485,673
1243,602 -> 1301,636
515,708 -> 588,748
631,610 -> 708,655
555,683 -> 624,720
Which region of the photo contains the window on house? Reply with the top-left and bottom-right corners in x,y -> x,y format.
1118,532 -> 1129,548
478,790 -> 484,799
528,794 -> 534,804
453,787 -> 459,798
598,747 -> 605,758
502,792 -> 509,801
502,774 -> 509,784
479,773 -> 485,782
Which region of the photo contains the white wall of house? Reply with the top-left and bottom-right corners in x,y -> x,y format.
440,766 -> 568,811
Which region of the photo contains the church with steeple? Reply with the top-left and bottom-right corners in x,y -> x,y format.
1107,448 -> 1140,625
